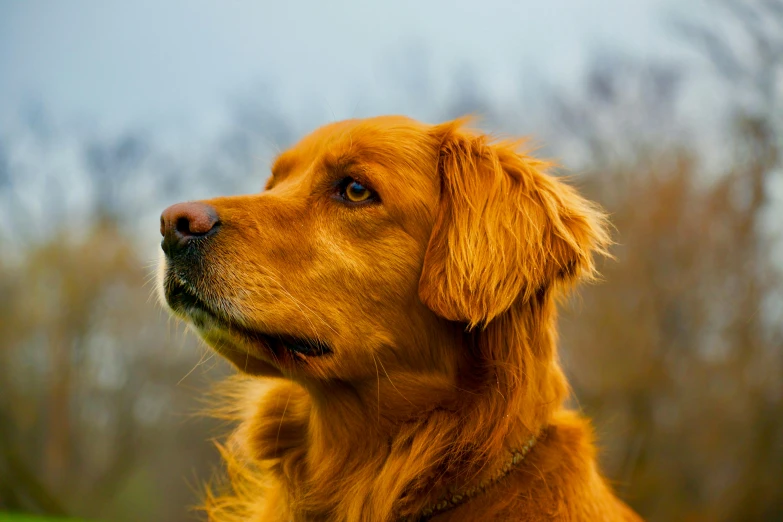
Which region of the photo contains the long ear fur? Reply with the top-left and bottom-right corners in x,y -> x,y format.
418,119 -> 611,328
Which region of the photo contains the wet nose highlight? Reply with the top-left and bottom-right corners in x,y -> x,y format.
160,201 -> 219,256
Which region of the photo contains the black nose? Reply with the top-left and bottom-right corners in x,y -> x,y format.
160,201 -> 219,257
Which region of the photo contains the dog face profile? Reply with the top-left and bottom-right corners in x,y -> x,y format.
157,116 -> 636,521
159,116 -> 604,386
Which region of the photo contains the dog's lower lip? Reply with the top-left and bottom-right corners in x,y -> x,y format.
267,335 -> 332,357
165,278 -> 332,357
238,332 -> 332,358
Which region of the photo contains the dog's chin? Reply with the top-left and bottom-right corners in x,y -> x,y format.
160,273 -> 331,377
184,308 -> 285,377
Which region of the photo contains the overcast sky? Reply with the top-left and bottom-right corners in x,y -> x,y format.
0,0 -> 702,133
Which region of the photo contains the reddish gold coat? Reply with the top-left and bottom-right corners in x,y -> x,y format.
159,116 -> 643,521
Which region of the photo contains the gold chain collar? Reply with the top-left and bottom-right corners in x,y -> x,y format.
399,434 -> 538,521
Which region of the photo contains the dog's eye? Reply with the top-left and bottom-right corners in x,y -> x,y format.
340,179 -> 375,203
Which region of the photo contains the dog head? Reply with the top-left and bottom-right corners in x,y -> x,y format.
158,116 -> 608,386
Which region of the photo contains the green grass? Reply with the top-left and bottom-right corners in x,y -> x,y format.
0,515 -> 87,522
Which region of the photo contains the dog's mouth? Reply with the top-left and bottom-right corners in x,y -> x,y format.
163,275 -> 332,359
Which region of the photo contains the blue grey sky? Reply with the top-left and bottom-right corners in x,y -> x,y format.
0,0 -> 697,131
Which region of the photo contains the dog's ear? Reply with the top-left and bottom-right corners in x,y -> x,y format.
418,119 -> 611,328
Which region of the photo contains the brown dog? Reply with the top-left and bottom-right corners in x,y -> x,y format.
158,116 -> 642,521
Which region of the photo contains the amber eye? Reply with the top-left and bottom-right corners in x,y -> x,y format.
343,180 -> 373,203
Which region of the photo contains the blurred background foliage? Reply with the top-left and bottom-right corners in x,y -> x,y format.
1,0 -> 782,521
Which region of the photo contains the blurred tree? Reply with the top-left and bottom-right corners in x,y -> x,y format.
0,218 -> 230,520
554,1 -> 783,520
84,133 -> 151,220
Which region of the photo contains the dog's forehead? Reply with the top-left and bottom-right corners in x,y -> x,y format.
272,116 -> 435,180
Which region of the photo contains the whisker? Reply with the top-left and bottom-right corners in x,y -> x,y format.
260,267 -> 338,338
371,352 -> 381,424
376,356 -> 414,407
275,387 -> 293,455
178,341 -> 214,385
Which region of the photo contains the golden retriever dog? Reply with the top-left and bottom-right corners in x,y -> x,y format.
158,115 -> 642,521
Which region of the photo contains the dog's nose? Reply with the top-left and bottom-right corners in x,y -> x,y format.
160,202 -> 219,256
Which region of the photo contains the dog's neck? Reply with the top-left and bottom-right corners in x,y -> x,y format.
223,289 -> 568,521
283,290 -> 566,520
398,432 -> 540,521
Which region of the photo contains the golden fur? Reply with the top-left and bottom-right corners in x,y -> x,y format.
158,116 -> 642,521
